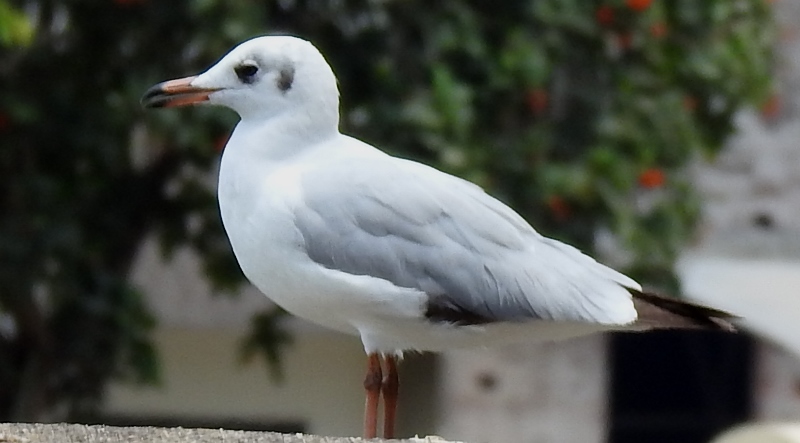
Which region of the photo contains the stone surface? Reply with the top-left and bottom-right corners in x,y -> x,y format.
711,422 -> 800,443
435,335 -> 607,443
0,423 -> 462,443
690,0 -> 800,239
755,342 -> 800,421
679,0 -> 800,427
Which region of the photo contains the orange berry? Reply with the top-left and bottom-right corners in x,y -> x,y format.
626,0 -> 653,12
638,168 -> 666,188
214,135 -> 229,152
683,96 -> 697,111
596,6 -> 614,26
616,33 -> 633,50
761,95 -> 781,119
526,89 -> 548,115
546,196 -> 570,220
650,22 -> 667,38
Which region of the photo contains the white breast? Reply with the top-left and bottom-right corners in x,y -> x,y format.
217,132 -> 421,337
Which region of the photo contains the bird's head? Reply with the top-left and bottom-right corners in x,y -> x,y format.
142,35 -> 340,126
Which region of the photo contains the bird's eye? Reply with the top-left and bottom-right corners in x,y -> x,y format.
234,63 -> 259,83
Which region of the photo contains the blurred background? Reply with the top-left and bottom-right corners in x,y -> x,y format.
0,1 -> 798,442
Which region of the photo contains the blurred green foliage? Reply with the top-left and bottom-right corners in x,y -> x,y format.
0,0 -> 774,421
0,0 -> 32,47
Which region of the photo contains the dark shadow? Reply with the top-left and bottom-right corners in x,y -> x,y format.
609,330 -> 753,443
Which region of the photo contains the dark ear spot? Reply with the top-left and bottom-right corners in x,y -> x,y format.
277,66 -> 294,92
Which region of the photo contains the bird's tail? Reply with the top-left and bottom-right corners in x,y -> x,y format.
630,289 -> 737,332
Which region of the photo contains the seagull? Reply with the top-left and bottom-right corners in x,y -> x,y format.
142,35 -> 734,439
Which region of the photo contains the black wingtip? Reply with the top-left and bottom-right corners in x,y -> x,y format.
630,289 -> 737,332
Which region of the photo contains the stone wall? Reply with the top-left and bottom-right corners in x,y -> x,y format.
435,336 -> 607,443
691,0 -> 800,248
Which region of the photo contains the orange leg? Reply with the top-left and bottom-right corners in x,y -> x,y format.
382,355 -> 399,439
363,353 -> 383,439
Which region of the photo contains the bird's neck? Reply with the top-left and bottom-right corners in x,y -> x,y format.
229,110 -> 339,163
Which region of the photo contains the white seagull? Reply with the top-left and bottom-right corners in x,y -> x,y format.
142,35 -> 734,439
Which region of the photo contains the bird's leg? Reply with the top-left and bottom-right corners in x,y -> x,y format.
382,354 -> 399,439
363,353 -> 383,439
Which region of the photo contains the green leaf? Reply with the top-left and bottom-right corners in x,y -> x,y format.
240,308 -> 293,383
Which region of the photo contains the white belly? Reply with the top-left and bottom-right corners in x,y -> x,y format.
217,149 -> 426,339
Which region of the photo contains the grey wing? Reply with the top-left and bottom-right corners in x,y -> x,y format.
294,157 -> 639,325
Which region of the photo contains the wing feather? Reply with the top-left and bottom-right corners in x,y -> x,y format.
294,156 -> 638,325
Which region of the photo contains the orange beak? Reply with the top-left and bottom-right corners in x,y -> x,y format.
141,76 -> 220,109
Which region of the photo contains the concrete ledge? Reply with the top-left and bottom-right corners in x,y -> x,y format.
0,423 -> 460,443
711,423 -> 800,443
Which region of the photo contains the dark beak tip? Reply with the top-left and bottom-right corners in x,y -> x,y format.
140,76 -> 213,110
140,83 -> 166,109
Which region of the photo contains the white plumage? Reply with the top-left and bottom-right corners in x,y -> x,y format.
142,35 -> 732,439
202,36 -> 641,354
